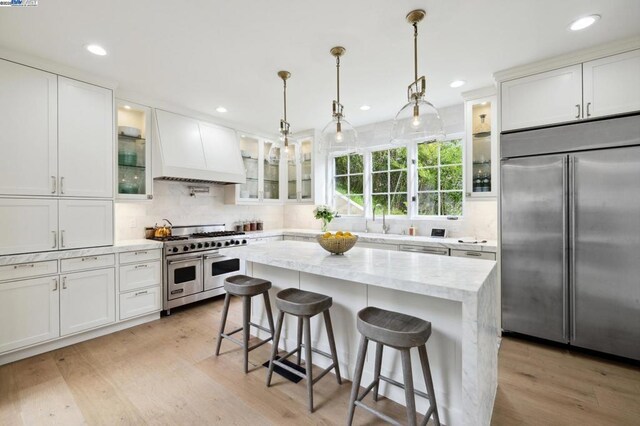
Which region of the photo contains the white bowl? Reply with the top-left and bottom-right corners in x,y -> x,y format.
118,126 -> 141,138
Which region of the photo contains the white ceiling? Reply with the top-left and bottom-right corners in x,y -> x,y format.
1,0 -> 639,136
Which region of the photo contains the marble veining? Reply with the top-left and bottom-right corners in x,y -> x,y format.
0,240 -> 163,266
225,240 -> 496,302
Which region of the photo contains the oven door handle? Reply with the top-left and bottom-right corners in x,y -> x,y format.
204,254 -> 225,260
168,258 -> 201,266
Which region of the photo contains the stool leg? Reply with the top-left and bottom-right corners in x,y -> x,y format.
242,296 -> 251,374
418,345 -> 441,426
262,291 -> 275,338
322,310 -> 342,384
346,335 -> 368,426
266,311 -> 284,387
215,293 -> 231,356
372,342 -> 384,401
401,349 -> 418,426
296,316 -> 303,365
303,316 -> 314,412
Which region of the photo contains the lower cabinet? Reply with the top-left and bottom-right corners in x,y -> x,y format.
60,268 -> 115,336
0,276 -> 60,353
120,286 -> 161,320
450,249 -> 496,261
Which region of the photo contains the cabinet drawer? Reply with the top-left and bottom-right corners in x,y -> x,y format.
119,286 -> 161,320
399,245 -> 449,256
450,249 -> 496,261
61,254 -> 115,272
119,260 -> 161,293
119,249 -> 162,265
0,260 -> 57,281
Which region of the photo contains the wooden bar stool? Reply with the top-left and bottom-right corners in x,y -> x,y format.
266,288 -> 342,413
215,274 -> 275,374
347,306 -> 441,426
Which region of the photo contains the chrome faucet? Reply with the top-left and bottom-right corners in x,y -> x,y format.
373,204 -> 390,234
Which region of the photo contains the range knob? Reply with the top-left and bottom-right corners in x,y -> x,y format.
190,243 -> 196,249
217,242 -> 222,248
183,246 -> 189,251
204,242 -> 210,248
242,240 -> 247,244
197,243 -> 203,249
235,240 -> 240,245
172,247 -> 179,253
225,241 -> 231,246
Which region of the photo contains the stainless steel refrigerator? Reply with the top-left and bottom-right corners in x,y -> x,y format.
500,114 -> 640,361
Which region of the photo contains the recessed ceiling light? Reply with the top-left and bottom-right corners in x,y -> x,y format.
86,44 -> 107,56
449,80 -> 466,88
123,105 -> 131,110
216,106 -> 227,113
360,105 -> 371,111
481,102 -> 488,106
570,14 -> 601,31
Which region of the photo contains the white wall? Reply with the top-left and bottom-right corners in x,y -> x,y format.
115,180 -> 284,240
283,103 -> 498,240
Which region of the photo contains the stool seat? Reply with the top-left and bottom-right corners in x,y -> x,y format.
357,306 -> 432,348
224,274 -> 272,296
276,288 -> 332,316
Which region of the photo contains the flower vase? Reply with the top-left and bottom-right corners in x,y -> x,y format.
321,219 -> 329,232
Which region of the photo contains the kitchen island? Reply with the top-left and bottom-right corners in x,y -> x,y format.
225,241 -> 498,426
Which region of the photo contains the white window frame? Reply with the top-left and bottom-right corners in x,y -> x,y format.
327,131 -> 465,220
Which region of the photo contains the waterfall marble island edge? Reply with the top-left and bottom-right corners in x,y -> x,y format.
224,240 -> 499,426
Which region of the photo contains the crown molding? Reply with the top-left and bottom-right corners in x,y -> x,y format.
493,36 -> 640,83
461,85 -> 497,101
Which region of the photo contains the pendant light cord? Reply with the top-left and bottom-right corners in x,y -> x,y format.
283,79 -> 287,122
336,55 -> 341,105
413,21 -> 418,84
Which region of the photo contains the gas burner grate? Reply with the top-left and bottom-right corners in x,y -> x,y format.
190,231 -> 246,238
148,235 -> 189,242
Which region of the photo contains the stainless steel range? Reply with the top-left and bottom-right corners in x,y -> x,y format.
146,224 -> 249,314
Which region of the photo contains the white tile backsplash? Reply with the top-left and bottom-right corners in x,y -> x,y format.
115,180 -> 284,240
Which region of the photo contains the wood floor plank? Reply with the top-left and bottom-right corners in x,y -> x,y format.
1,297 -> 638,426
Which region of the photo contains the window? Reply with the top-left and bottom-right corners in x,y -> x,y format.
333,153 -> 364,216
371,147 -> 408,215
416,139 -> 463,216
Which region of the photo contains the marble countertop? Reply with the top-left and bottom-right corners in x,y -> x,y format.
243,228 -> 498,253
225,240 -> 496,302
0,240 -> 163,266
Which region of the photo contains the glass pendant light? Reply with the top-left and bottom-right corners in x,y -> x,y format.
319,46 -> 358,154
268,70 -> 294,165
391,9 -> 445,144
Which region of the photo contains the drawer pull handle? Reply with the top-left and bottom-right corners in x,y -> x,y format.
134,251 -> 148,255
465,252 -> 482,257
134,264 -> 149,269
81,256 -> 99,262
135,290 -> 148,296
13,263 -> 35,269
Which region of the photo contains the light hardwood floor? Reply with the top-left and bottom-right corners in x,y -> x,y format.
1,297 -> 638,425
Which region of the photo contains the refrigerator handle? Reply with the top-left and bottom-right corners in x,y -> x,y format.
562,156 -> 568,340
569,156 -> 577,341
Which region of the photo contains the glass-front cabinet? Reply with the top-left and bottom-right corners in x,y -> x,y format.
116,100 -> 153,200
464,93 -> 497,198
226,134 -> 281,204
286,136 -> 313,203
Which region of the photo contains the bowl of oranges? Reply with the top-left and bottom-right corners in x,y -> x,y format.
317,231 -> 358,255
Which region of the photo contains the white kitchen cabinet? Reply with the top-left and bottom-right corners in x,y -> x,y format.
583,49 -> 640,118
0,276 -> 60,353
119,286 -> 161,320
116,100 -> 153,200
0,198 -> 58,255
58,199 -> 113,249
0,59 -> 58,196
450,249 -> 495,261
286,136 -> 314,203
357,241 -> 398,251
0,260 -> 57,282
60,268 -> 115,336
501,65 -> 582,131
58,76 -> 113,198
465,94 -> 498,197
119,260 -> 161,292
60,254 -> 115,273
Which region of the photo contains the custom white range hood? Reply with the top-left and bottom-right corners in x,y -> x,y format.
153,109 -> 246,184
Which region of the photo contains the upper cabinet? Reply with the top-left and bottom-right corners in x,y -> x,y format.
116,100 -> 153,200
501,65 -> 582,131
583,49 -> 640,118
286,136 -> 314,203
0,60 -> 114,198
464,94 -> 497,198
500,49 -> 640,132
0,59 -> 57,196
